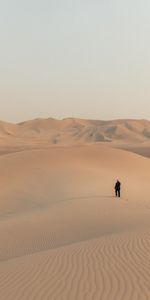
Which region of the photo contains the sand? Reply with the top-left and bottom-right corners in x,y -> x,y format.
0,118 -> 150,158
0,142 -> 150,299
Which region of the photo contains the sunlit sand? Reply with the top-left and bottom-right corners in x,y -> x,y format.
0,123 -> 150,299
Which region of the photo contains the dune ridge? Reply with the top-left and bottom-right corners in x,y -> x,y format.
0,117 -> 149,157
0,144 -> 150,299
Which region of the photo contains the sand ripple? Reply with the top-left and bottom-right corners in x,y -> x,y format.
0,231 -> 149,300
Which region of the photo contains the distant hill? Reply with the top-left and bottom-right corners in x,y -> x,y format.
0,118 -> 149,157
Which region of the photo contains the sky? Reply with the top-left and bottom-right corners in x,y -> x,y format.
0,0 -> 150,123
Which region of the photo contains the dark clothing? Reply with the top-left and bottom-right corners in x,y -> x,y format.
115,188 -> 120,197
115,181 -> 121,197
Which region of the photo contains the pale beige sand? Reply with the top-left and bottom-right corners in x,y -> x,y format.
0,118 -> 150,158
0,231 -> 149,300
116,140 -> 150,158
0,144 -> 150,299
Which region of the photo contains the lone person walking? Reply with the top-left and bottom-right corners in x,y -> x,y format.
115,180 -> 121,197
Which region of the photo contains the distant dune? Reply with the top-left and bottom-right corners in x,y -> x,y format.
0,117 -> 149,157
0,119 -> 150,299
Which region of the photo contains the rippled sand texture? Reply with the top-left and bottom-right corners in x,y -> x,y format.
0,231 -> 149,300
0,144 -> 150,299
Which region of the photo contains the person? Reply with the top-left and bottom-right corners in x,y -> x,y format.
115,180 -> 121,197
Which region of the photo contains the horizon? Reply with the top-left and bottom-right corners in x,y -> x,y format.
0,115 -> 149,125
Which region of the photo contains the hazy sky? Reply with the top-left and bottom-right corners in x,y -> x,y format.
0,0 -> 150,122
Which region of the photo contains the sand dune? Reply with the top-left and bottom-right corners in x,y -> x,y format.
0,118 -> 149,157
116,140 -> 150,158
0,144 -> 150,299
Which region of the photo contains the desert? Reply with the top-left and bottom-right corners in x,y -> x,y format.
1,1 -> 150,298
0,118 -> 149,299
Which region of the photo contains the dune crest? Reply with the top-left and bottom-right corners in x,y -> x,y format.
0,144 -> 150,299
0,117 -> 149,157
